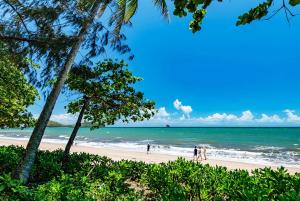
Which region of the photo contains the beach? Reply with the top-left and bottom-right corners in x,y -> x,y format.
1,138 -> 299,174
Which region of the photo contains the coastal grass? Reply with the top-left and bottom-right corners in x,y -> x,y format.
0,145 -> 299,200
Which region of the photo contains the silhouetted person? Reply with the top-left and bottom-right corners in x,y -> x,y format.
193,146 -> 197,161
147,143 -> 150,154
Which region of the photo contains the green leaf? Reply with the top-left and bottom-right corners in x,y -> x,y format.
290,0 -> 300,6
236,0 -> 273,26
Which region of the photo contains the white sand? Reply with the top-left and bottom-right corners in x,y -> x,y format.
0,138 -> 299,174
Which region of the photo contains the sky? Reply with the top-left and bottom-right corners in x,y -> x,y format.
30,0 -> 300,127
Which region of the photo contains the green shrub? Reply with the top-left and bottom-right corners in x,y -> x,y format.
0,146 -> 299,201
0,174 -> 32,201
29,149 -> 65,183
34,173 -> 101,201
0,146 -> 25,175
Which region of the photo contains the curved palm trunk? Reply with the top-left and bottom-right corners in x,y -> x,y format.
63,98 -> 89,161
14,2 -> 103,183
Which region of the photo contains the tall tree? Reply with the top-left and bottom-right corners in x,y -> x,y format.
13,1 -> 106,183
63,60 -> 155,160
0,0 -> 169,183
0,43 -> 38,128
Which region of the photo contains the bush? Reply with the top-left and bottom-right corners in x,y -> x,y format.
0,146 -> 299,201
0,174 -> 32,201
0,146 -> 25,174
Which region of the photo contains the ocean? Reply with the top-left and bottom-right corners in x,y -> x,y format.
0,127 -> 299,167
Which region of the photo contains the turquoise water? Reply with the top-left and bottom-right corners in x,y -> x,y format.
1,127 -> 300,166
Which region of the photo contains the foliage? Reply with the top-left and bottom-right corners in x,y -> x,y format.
109,0 -> 169,36
236,0 -> 273,26
290,0 -> 300,6
0,145 -> 300,200
0,0 -> 132,88
66,59 -> 155,129
0,174 -> 33,201
173,0 -> 300,33
0,0 -> 169,86
173,0 -> 211,33
0,46 -> 38,128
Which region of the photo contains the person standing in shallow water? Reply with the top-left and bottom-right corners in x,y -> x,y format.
147,143 -> 150,154
203,146 -> 207,160
197,146 -> 202,161
193,146 -> 197,161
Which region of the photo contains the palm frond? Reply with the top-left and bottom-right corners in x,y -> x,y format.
110,0 -> 126,39
124,0 -> 138,23
153,0 -> 169,20
110,0 -> 169,38
98,0 -> 110,17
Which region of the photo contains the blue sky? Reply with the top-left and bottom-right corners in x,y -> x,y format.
30,0 -> 300,126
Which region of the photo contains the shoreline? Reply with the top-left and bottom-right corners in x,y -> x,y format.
1,138 -> 300,174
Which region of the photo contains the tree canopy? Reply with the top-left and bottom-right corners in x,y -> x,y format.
66,59 -> 155,129
173,0 -> 300,33
0,0 -> 133,88
0,44 -> 38,128
62,59 -> 155,157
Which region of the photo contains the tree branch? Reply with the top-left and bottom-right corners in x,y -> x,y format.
2,0 -> 31,35
0,35 -> 47,44
0,34 -> 77,45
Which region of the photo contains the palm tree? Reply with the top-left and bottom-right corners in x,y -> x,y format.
110,0 -> 169,37
13,0 -> 169,183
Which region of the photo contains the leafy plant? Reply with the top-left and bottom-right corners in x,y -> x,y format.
0,174 -> 32,201
0,146 -> 299,200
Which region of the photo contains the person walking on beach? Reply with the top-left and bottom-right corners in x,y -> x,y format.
197,146 -> 202,161
203,146 -> 207,160
147,143 -> 150,154
193,146 -> 197,161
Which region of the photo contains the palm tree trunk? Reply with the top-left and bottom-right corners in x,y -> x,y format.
63,98 -> 89,161
14,1 -> 102,184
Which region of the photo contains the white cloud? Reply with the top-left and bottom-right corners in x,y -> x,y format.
284,109 -> 300,122
173,99 -> 182,110
117,108 -> 300,126
180,105 -> 192,114
50,113 -> 77,125
238,110 -> 254,121
257,114 -> 283,123
129,108 -> 300,126
173,99 -> 192,118
198,113 -> 238,122
179,115 -> 186,120
197,110 -> 253,122
156,107 -> 170,118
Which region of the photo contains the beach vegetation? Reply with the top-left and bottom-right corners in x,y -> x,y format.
0,44 -> 38,128
0,146 -> 299,200
63,59 -> 155,159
